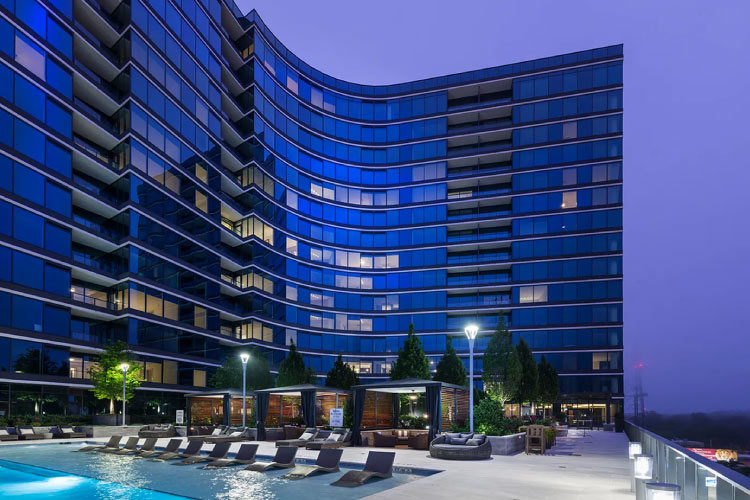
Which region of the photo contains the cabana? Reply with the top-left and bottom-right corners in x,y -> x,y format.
184,389 -> 256,427
253,384 -> 351,440
350,378 -> 470,445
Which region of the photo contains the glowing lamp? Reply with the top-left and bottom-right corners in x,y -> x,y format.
629,441 -> 642,459
239,353 -> 249,364
646,483 -> 681,500
119,363 -> 130,372
634,454 -> 654,480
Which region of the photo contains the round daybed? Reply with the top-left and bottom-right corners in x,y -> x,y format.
429,432 -> 492,460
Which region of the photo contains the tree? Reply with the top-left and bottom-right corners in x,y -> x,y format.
89,341 -> 142,414
276,341 -> 316,386
515,338 -> 539,407
210,347 -> 273,390
326,355 -> 359,390
433,337 -> 466,386
537,355 -> 560,408
482,315 -> 521,406
389,324 -> 430,381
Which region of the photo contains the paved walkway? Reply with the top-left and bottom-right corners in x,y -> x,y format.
0,430 -> 633,499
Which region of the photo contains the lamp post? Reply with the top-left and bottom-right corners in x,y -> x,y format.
240,353 -> 249,427
119,363 -> 129,427
464,324 -> 479,433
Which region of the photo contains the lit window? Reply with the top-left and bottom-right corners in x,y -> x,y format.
310,183 -> 322,197
533,285 -> 548,303
562,168 -> 577,186
15,34 -> 45,80
519,286 -> 534,303
286,237 -> 298,256
195,191 -> 208,212
193,369 -> 206,387
194,306 -> 206,328
195,163 -> 208,184
562,191 -> 577,209
286,74 -> 298,94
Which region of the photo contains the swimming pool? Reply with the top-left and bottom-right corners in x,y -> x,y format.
0,443 -> 436,499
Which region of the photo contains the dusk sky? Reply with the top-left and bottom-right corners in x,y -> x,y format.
236,0 -> 750,413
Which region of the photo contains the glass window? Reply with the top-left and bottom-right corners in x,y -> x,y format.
12,295 -> 43,332
11,339 -> 41,374
562,191 -> 577,209
14,207 -> 44,246
15,34 -> 45,80
13,251 -> 43,289
43,304 -> 70,337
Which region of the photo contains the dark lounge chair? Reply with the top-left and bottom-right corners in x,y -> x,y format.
331,451 -> 395,487
284,448 -> 343,479
117,437 -> 157,455
174,442 -> 230,465
305,430 -> 351,450
76,436 -> 121,452
0,427 -> 19,441
372,431 -> 397,447
99,436 -> 138,454
244,446 -> 297,472
152,440 -> 202,461
202,443 -> 259,468
187,425 -> 227,442
15,426 -> 44,440
201,427 -> 251,444
53,425 -> 87,439
275,427 -> 318,447
136,438 -> 181,459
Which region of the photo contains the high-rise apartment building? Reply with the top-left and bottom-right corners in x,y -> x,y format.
0,0 -> 623,421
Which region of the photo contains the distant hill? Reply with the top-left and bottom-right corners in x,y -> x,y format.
639,412 -> 750,451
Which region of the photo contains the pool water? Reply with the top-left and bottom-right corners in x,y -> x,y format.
0,443 -> 433,499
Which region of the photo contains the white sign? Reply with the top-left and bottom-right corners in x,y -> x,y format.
175,410 -> 184,425
705,477 -> 717,488
329,408 -> 343,427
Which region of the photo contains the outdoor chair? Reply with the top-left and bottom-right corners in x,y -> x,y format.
76,436 -> 120,452
429,433 -> 492,460
15,426 -> 44,440
117,438 -> 157,455
135,438 -> 181,459
99,436 -> 138,453
174,442 -> 230,465
373,431 -> 397,447
305,429 -> 351,450
0,427 -> 19,441
151,440 -> 202,461
244,445 -> 298,472
275,427 -> 318,447
525,425 -> 546,454
284,448 -> 343,479
53,425 -> 86,439
331,451 -> 395,487
202,443 -> 259,468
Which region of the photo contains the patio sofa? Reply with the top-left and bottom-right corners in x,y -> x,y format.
373,431 -> 397,447
139,424 -> 177,438
0,427 -> 19,441
429,432 -> 492,460
305,429 -> 352,449
52,425 -> 87,438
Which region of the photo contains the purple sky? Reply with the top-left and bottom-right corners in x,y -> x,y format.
236,0 -> 750,413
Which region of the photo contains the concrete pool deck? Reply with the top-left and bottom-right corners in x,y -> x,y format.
0,429 -> 633,499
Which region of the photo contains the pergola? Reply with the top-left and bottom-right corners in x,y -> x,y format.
350,378 -> 470,444
184,389 -> 256,427
253,384 -> 351,440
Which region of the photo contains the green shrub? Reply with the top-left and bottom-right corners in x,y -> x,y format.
399,415 -> 427,429
545,428 -> 556,447
473,399 -> 524,436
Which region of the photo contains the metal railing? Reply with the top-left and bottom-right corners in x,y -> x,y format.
625,421 -> 750,500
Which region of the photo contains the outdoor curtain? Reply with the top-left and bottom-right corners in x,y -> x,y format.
256,392 -> 269,441
301,389 -> 316,428
392,393 -> 400,428
351,387 -> 365,446
426,385 -> 441,442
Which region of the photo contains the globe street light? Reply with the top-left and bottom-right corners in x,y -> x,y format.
240,353 -> 249,427
464,324 -> 479,432
119,363 -> 129,427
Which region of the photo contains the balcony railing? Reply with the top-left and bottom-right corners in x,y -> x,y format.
625,421 -> 750,500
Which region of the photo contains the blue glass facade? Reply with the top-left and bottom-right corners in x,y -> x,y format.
0,0 -> 622,415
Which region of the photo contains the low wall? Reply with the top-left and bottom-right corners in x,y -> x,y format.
488,432 -> 526,455
78,425 -> 142,438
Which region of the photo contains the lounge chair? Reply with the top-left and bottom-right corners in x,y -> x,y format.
201,427 -> 251,444
187,425 -> 227,442
244,446 -> 297,472
284,448 -> 343,480
305,430 -> 351,450
135,438 -> 182,459
372,431 -> 397,447
174,442 -> 230,466
76,436 -> 121,452
331,451 -> 395,487
0,427 -> 19,442
429,433 -> 492,460
99,436 -> 139,454
15,426 -> 44,440
202,443 -> 259,468
52,425 -> 87,439
275,427 -> 318,447
151,440 -> 202,461
117,438 -> 157,455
